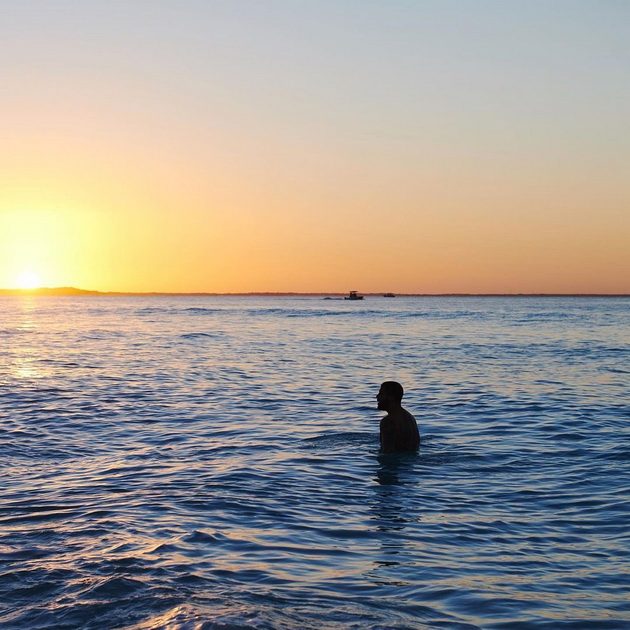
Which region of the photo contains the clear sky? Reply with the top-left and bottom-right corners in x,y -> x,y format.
1,0 -> 628,293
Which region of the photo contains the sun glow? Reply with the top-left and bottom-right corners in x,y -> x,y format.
16,271 -> 41,290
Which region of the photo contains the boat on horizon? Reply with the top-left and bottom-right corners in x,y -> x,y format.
383,292 -> 396,298
344,290 -> 364,300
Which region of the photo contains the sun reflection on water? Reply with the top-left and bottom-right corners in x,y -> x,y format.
10,297 -> 44,380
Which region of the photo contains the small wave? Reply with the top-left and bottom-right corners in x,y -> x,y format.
182,530 -> 223,544
402,310 -> 483,319
0,328 -> 41,336
182,307 -> 222,315
515,311 -> 575,322
80,329 -> 125,340
138,306 -> 223,316
239,308 -> 392,319
302,431 -> 375,449
86,576 -> 147,598
180,332 -> 223,339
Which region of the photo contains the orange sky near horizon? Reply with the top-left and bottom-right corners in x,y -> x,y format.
1,2 -> 628,294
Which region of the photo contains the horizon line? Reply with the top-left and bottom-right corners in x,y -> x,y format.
1,287 -> 629,298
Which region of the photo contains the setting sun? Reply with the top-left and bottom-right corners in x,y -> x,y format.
16,271 -> 41,290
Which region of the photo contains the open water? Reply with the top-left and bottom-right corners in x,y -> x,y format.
1,296 -> 629,630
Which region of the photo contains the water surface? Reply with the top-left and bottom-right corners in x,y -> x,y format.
1,296 -> 628,629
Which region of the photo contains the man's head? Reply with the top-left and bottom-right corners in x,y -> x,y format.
377,381 -> 404,411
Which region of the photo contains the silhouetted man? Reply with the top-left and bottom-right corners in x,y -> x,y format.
377,381 -> 420,453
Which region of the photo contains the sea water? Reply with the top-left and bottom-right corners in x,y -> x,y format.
0,296 -> 628,630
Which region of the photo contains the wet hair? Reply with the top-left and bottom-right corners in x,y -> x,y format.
381,381 -> 404,401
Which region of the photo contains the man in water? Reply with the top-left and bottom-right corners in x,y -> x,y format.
377,381 -> 420,453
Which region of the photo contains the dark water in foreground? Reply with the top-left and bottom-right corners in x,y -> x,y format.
1,296 -> 629,629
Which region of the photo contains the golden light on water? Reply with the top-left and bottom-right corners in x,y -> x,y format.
11,297 -> 45,380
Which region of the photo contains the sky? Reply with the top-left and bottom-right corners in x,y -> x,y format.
1,0 -> 628,293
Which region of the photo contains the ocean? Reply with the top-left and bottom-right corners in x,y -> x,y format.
1,295 -> 628,630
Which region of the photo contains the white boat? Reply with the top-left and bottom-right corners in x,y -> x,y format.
344,290 -> 364,300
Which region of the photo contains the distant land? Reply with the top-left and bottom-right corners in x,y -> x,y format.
0,287 -> 628,297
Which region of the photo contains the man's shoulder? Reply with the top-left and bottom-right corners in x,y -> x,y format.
401,408 -> 417,423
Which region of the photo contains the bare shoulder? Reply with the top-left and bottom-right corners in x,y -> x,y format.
401,408 -> 417,423
402,408 -> 420,437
